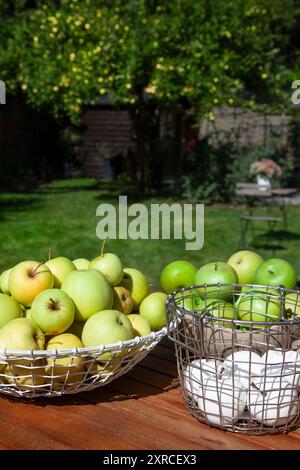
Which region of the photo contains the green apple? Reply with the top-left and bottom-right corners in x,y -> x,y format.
160,260 -> 197,294
9,261 -> 54,307
0,293 -> 23,328
45,257 -> 76,288
174,292 -> 203,313
201,299 -> 236,328
140,292 -> 168,331
254,258 -> 297,289
89,253 -> 123,286
45,333 -> 85,387
285,292 -> 300,318
67,321 -> 85,338
0,268 -> 12,294
120,268 -> 149,311
238,294 -> 281,326
227,250 -> 263,284
73,258 -> 90,270
82,310 -> 134,350
194,262 -> 238,300
234,285 -> 280,307
61,269 -> 113,322
113,286 -> 133,315
0,318 -> 45,350
127,314 -> 152,337
31,288 -> 75,336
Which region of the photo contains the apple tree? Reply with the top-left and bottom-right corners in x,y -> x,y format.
0,0 -> 299,190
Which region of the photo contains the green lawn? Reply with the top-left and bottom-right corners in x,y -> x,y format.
1,178 -> 300,288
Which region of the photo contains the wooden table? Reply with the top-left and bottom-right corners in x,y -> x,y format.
1,338 -> 300,450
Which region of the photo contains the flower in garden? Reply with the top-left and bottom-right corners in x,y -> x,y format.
250,159 -> 282,179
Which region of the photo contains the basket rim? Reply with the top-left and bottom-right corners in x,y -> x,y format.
166,283 -> 300,327
0,326 -> 167,357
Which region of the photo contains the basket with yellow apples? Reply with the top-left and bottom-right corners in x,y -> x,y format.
163,253 -> 300,435
0,250 -> 167,398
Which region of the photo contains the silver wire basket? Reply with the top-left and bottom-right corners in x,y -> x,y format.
166,283 -> 300,435
0,327 -> 166,398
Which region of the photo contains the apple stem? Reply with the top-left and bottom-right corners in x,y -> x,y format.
31,261 -> 45,278
100,239 -> 106,257
48,247 -> 53,261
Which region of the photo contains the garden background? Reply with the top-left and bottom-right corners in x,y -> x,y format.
0,0 -> 300,285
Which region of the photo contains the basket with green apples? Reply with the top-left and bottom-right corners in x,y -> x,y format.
0,246 -> 167,398
163,252 -> 300,434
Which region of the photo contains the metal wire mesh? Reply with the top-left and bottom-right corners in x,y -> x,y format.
0,328 -> 166,398
166,284 -> 300,434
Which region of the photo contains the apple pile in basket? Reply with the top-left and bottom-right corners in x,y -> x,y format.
161,251 -> 299,328
0,245 -> 168,378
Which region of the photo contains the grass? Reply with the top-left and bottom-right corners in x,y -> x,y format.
1,178 -> 300,288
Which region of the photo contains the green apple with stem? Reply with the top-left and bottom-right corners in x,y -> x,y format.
120,268 -> 149,311
45,254 -> 76,288
227,250 -> 263,284
0,268 -> 12,294
140,292 -> 168,331
72,258 -> 90,270
61,269 -> 113,321
238,293 -> 281,327
0,293 -> 23,328
160,260 -> 197,294
194,262 -> 238,300
127,314 -> 152,337
89,241 -> 123,286
31,288 -> 75,335
254,258 -> 297,290
82,310 -> 134,360
9,261 -> 54,307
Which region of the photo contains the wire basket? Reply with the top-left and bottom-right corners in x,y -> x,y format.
166,283 -> 300,435
0,327 -> 166,398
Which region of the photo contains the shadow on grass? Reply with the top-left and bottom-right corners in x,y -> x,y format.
0,196 -> 41,221
248,229 -> 300,252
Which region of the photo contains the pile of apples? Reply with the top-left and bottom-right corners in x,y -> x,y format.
0,246 -> 169,388
160,250 -> 299,327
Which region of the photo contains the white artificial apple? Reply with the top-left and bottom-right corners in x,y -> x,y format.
223,351 -> 264,389
0,293 -> 23,329
227,250 -> 263,284
72,258 -> 90,270
127,314 -> 152,337
9,261 -> 54,307
140,292 -> 168,331
45,257 -> 76,288
89,253 -> 123,286
31,288 -> 75,335
61,269 -> 113,321
120,268 -> 149,311
197,376 -> 246,426
0,268 -> 12,294
249,376 -> 298,426
82,310 -> 134,360
0,318 -> 45,351
45,333 -> 86,389
183,359 -> 224,396
262,349 -> 300,386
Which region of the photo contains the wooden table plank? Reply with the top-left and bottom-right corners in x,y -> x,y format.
0,338 -> 299,450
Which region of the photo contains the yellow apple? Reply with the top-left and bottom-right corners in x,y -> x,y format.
9,261 -> 54,307
0,293 -> 23,329
4,361 -> 46,390
140,292 -> 168,330
72,258 -> 90,270
113,286 -> 133,314
120,268 -> 149,311
0,268 -> 12,294
45,257 -> 76,288
127,314 -> 152,337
